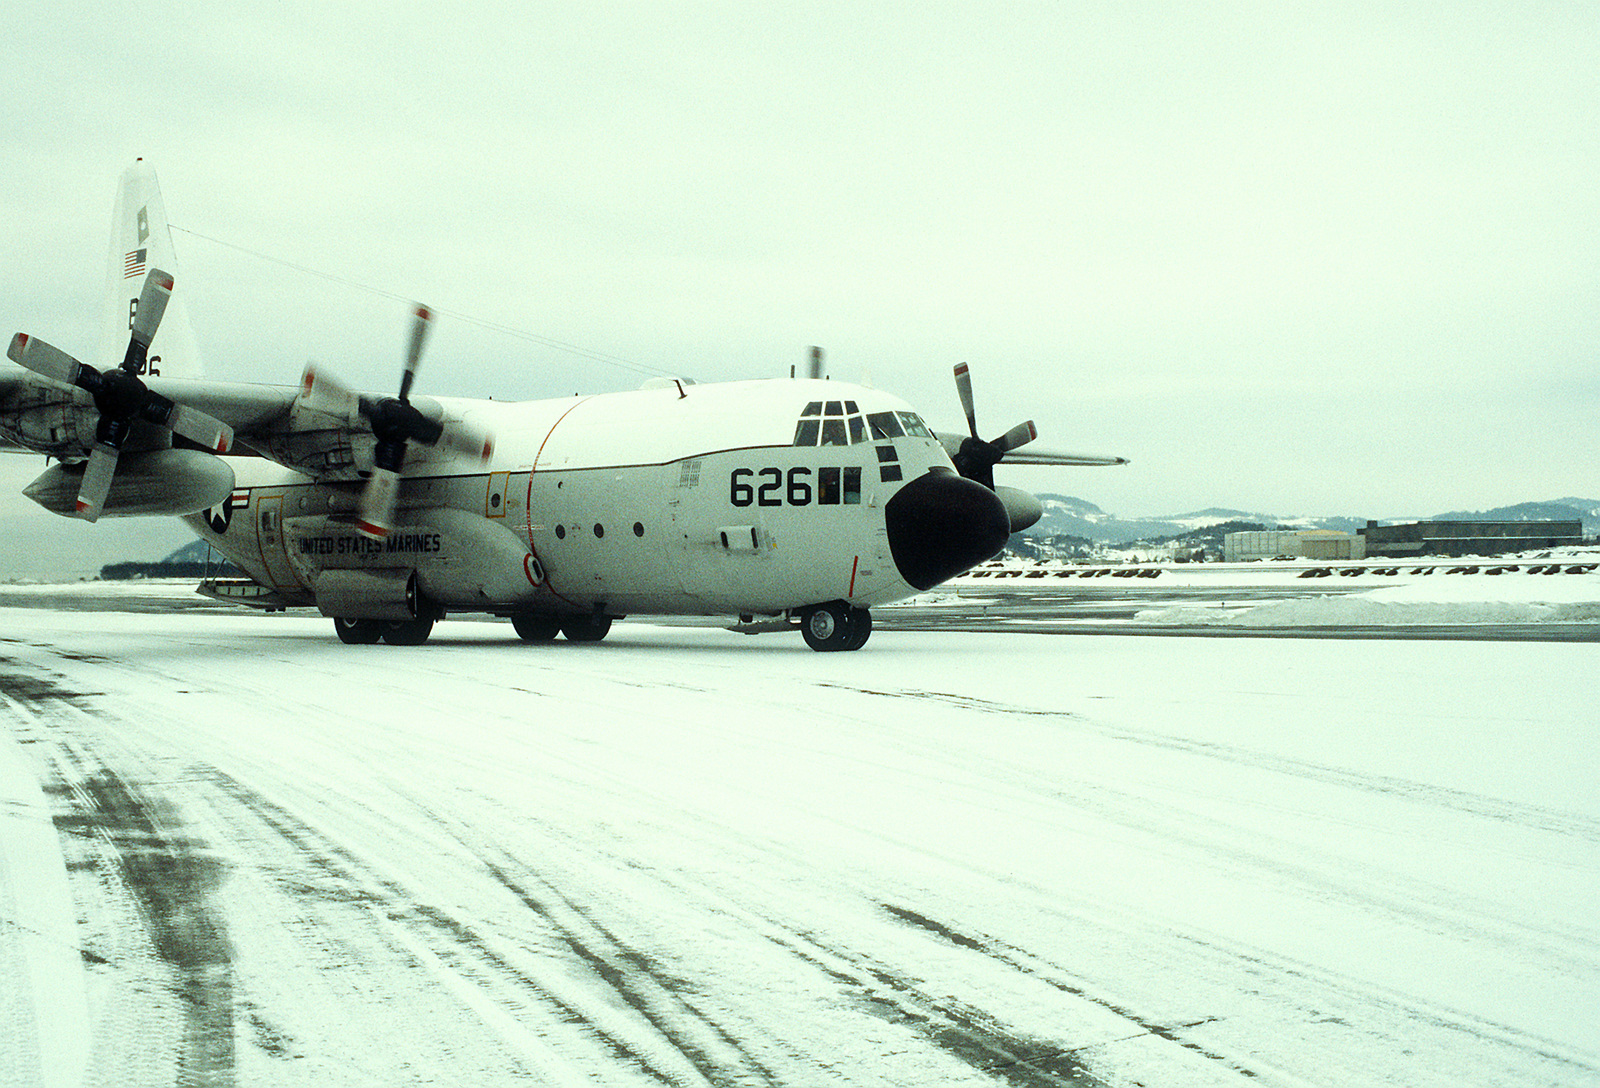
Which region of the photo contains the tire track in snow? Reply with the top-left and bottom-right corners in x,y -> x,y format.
830,684 -> 1600,970
763,926 -> 1111,1087
836,686 -> 1600,843
807,681 -> 1600,1085
477,852 -> 782,1087
204,772 -> 780,1087
3,655 -> 236,1087
879,903 -> 1246,1079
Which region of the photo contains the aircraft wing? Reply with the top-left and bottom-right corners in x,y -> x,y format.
1,366 -> 299,453
143,374 -> 381,480
1001,447 -> 1129,467
3,359 -> 491,484
141,376 -> 299,450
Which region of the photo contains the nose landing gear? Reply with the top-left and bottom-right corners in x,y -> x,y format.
799,600 -> 872,652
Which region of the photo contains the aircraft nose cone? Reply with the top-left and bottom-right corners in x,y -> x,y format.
885,471 -> 1012,591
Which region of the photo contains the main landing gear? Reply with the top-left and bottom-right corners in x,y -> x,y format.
799,600 -> 872,652
511,612 -> 613,643
333,616 -> 436,645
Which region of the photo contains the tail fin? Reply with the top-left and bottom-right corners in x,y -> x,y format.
98,159 -> 203,379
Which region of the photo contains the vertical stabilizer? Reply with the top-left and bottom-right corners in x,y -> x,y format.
98,159 -> 203,379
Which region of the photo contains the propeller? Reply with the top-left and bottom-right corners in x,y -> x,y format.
6,269 -> 232,521
302,304 -> 493,540
947,362 -> 1039,491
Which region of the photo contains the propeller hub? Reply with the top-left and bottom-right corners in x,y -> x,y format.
366,396 -> 443,446
94,367 -> 149,420
952,435 -> 1006,491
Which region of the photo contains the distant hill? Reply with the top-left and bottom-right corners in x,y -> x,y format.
1024,495 -> 1600,547
99,538 -> 239,580
1027,496 -> 1365,545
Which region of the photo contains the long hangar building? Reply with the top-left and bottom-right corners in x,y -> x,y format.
1223,519 -> 1583,562
1357,519 -> 1583,559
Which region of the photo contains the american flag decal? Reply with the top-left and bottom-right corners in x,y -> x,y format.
124,249 -> 147,279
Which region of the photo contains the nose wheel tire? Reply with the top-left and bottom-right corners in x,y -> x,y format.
800,601 -> 872,652
843,606 -> 872,650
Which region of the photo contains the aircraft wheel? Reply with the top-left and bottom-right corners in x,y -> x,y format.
334,617 -> 383,644
801,601 -> 859,652
512,614 -> 562,642
561,614 -> 612,642
843,606 -> 872,650
382,616 -> 435,645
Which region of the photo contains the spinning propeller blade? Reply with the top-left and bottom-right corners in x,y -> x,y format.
346,304 -> 492,540
358,466 -> 402,539
124,270 -> 173,373
75,446 -> 119,522
945,363 -> 1039,491
8,334 -> 83,386
954,362 -> 978,439
398,304 -> 431,402
995,419 -> 1038,454
298,364 -> 360,420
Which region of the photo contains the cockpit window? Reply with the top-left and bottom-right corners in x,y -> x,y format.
896,411 -> 933,438
793,399 -> 872,446
867,411 -> 905,439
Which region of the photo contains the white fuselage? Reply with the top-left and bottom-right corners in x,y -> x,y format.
184,378 -> 974,619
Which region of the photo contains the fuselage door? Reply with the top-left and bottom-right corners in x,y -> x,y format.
254,494 -> 302,590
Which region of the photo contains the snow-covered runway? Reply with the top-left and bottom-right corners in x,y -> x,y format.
2,604 -> 1597,1086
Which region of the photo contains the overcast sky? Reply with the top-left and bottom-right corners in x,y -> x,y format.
4,2 -> 1598,574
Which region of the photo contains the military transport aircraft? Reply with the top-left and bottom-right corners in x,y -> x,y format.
1,162 -> 1126,650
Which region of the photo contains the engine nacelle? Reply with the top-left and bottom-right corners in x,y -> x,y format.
0,382 -> 91,455
23,448 -> 234,517
314,567 -> 421,621
993,485 -> 1044,534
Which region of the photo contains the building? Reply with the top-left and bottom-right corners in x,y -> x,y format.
1223,530 -> 1366,563
1359,520 -> 1583,558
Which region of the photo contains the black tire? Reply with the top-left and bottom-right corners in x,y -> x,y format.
801,601 -> 855,652
561,614 -> 613,642
512,614 -> 562,642
381,616 -> 435,645
843,606 -> 872,650
334,617 -> 383,644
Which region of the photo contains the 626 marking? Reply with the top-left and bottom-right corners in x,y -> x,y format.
729,466 -> 860,507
